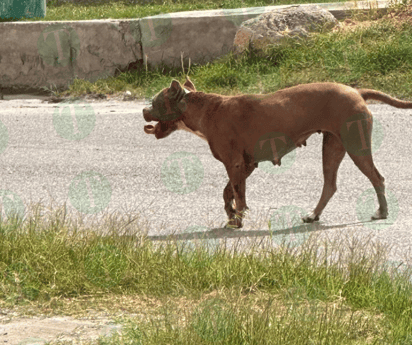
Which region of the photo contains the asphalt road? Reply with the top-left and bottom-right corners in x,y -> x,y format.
0,96 -> 411,262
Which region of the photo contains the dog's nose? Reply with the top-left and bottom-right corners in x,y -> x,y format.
143,107 -> 155,122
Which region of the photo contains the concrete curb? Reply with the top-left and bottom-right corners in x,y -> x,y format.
0,0 -> 389,93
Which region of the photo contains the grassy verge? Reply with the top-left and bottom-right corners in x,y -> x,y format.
39,1 -> 412,102
0,203 -> 411,344
13,0 -> 349,22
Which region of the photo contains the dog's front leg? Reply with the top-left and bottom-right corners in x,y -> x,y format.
223,158 -> 254,229
223,181 -> 236,221
226,181 -> 247,229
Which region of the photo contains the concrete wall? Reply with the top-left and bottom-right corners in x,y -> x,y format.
0,1 -> 387,93
1,20 -> 142,93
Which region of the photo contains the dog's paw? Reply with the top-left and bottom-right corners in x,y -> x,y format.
371,209 -> 388,220
302,213 -> 320,223
224,218 -> 243,229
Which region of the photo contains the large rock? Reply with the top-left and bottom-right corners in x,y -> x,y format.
234,5 -> 338,54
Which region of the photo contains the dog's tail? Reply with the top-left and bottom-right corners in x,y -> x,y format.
358,89 -> 412,108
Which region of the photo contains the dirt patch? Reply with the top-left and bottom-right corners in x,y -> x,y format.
0,293 -> 166,344
0,311 -> 122,345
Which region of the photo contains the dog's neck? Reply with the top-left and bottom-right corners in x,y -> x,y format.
176,120 -> 208,141
176,92 -> 225,142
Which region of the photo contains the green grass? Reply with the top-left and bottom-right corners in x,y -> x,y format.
0,202 -> 412,344
14,0 -> 349,22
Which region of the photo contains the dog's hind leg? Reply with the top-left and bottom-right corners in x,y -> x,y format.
347,152 -> 387,220
302,132 -> 346,223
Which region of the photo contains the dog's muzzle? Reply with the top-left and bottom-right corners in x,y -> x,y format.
143,107 -> 157,135
143,107 -> 156,122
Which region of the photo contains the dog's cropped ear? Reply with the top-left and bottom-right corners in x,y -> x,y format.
170,80 -> 182,93
184,76 -> 196,92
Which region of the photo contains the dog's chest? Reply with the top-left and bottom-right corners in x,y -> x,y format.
176,120 -> 208,142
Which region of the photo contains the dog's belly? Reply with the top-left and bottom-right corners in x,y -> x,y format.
253,130 -> 318,164
295,131 -> 317,147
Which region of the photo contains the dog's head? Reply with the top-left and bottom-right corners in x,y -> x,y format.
143,77 -> 196,139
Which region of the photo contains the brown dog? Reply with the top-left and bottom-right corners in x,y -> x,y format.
143,77 -> 412,229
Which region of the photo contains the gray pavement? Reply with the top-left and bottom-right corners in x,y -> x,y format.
0,96 -> 411,263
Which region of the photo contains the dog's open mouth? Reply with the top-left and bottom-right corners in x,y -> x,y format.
144,124 -> 156,134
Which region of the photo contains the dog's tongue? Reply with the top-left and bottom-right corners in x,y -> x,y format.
144,125 -> 156,134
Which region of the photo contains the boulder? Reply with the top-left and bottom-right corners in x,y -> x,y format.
233,5 -> 338,54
